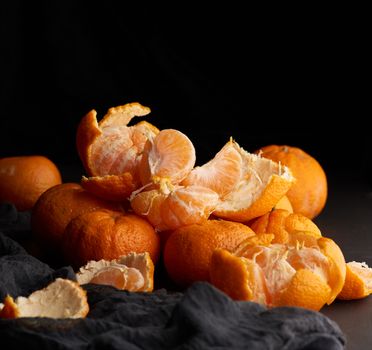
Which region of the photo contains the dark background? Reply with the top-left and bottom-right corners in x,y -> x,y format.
1,5 -> 372,348
0,2 -> 369,182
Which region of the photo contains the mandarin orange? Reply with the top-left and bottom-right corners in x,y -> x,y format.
76,102 -> 159,200
63,209 -> 160,268
0,155 -> 62,211
210,233 -> 346,311
256,145 -> 327,219
212,140 -> 294,222
31,183 -> 121,250
163,219 -> 255,287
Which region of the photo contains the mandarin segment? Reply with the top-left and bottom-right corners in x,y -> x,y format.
117,252 -> 155,292
181,139 -> 242,199
130,185 -> 219,231
130,189 -> 167,230
139,129 -> 196,186
161,186 -> 219,231
76,252 -> 154,292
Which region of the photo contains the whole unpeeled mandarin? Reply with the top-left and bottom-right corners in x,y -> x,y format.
163,219 -> 255,287
0,155 -> 62,211
31,183 -> 121,250
63,209 -> 160,268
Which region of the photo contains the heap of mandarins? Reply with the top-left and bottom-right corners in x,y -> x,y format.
2,101 -> 372,315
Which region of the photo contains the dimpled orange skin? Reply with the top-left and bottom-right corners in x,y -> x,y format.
0,156 -> 62,211
163,220 -> 255,287
249,209 -> 321,243
256,145 -> 327,219
63,209 -> 160,268
31,183 -> 122,250
276,269 -> 332,310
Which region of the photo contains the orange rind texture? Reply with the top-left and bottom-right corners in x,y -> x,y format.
163,220 -> 255,287
210,233 -> 346,311
31,183 -> 122,250
249,209 -> 321,244
81,174 -> 137,201
63,209 -> 160,268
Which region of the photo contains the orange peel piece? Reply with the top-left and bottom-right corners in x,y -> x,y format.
0,278 -> 89,319
338,261 -> 372,300
76,102 -> 158,201
276,269 -> 331,311
76,252 -> 154,292
81,174 -> 137,201
250,209 -> 321,244
212,141 -> 295,222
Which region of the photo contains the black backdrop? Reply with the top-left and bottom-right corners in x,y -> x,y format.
0,2 -> 368,181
